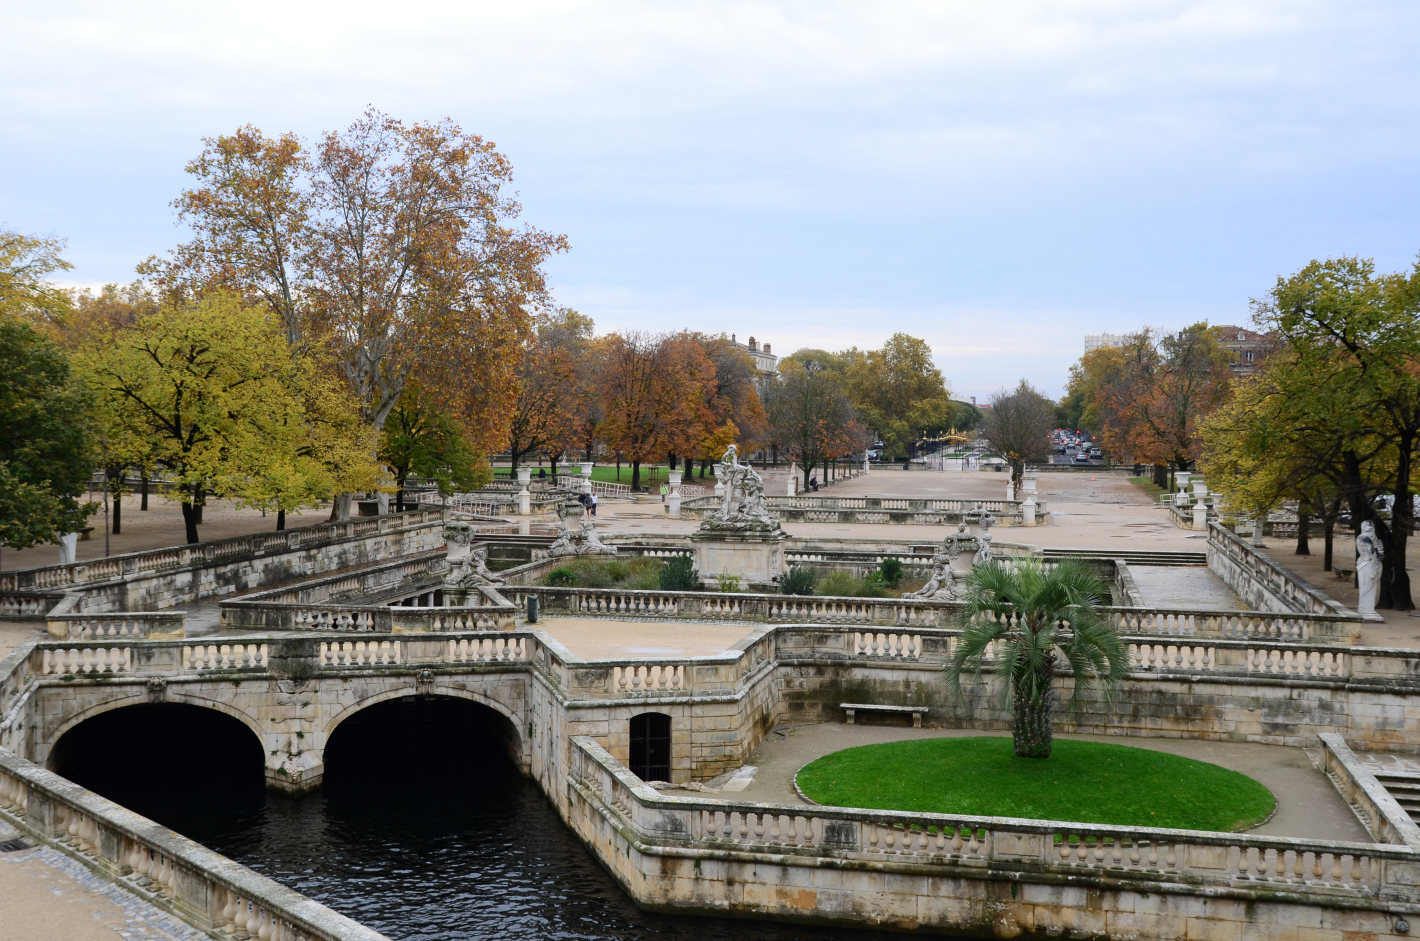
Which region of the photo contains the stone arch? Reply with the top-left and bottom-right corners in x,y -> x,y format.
43,690 -> 266,767
323,684 -> 527,771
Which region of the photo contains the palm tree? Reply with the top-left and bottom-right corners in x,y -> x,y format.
947,559 -> 1129,758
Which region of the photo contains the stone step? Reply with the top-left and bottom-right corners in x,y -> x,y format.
1043,548 -> 1208,566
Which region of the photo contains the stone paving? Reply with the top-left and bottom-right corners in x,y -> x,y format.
532,615 -> 759,659
1128,565 -> 1245,608
0,823 -> 203,941
665,723 -> 1373,844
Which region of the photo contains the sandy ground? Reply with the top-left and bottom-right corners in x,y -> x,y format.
0,495 -> 331,572
667,722 -> 1370,844
0,823 -> 201,941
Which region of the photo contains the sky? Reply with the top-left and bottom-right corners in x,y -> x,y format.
2,1 -> 1419,401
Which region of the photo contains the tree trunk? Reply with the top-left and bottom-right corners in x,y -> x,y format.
1012,655 -> 1055,759
181,487 -> 201,544
194,488 -> 205,524
1323,503 -> 1336,572
140,473 -> 149,511
631,460 -> 641,492
112,490 -> 121,535
276,509 -> 286,531
550,453 -> 559,478
1295,502 -> 1310,556
1390,434 -> 1415,610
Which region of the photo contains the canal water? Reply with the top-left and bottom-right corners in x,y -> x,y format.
54,698 -> 909,941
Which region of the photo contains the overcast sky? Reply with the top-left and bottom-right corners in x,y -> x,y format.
3,1 -> 1418,400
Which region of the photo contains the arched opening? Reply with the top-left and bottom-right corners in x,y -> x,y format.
48,703 -> 265,841
629,712 -> 671,782
324,696 -> 522,796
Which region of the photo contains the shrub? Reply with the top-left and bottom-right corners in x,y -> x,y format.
546,567 -> 576,586
817,571 -> 861,597
566,557 -> 614,588
780,567 -> 817,596
859,571 -> 890,598
879,557 -> 903,589
715,571 -> 742,592
658,555 -> 700,591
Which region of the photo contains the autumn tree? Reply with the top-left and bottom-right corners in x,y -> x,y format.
1251,255 -> 1420,610
846,333 -> 953,460
765,351 -> 866,490
506,309 -> 590,473
983,380 -> 1056,489
694,335 -> 768,473
0,228 -> 74,328
1089,325 -> 1233,473
143,112 -> 566,517
77,294 -> 379,543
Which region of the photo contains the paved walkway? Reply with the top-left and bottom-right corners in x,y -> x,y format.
1128,565 -> 1245,609
667,723 -> 1371,843
532,616 -> 759,659
0,823 -> 203,941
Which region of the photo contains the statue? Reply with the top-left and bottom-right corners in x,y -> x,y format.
1356,520 -> 1384,619
905,549 -> 957,601
698,444 -> 784,535
443,523 -> 507,587
973,532 -> 994,567
544,519 -> 618,558
945,521 -> 976,558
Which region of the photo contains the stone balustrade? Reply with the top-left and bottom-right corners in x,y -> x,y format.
678,494 -> 1045,525
0,750 -> 391,941
1320,733 -> 1420,849
568,735 -> 1420,929
219,599 -> 515,632
0,590 -> 66,618
507,586 -> 1360,643
1208,521 -> 1355,617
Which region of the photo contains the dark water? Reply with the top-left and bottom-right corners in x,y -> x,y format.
54,700 -> 906,941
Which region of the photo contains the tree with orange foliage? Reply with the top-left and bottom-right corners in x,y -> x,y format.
765,351 -> 868,490
1088,325 -> 1233,472
596,331 -> 719,491
507,309 -> 590,473
143,111 -> 567,516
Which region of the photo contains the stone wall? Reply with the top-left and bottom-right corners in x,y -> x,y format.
1208,521 -> 1353,617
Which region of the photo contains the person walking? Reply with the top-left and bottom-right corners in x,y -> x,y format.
590,492 -> 599,516
660,482 -> 669,503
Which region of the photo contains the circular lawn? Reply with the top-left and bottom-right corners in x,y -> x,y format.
795,737 -> 1275,832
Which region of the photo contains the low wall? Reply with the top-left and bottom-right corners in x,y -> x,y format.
0,751 -> 390,941
1208,521 -> 1354,618
680,494 -> 1045,526
0,510 -> 447,615
567,736 -> 1420,939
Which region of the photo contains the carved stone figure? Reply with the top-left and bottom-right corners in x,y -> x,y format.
973,532 -> 994,567
1356,520 -> 1384,620
443,522 -> 507,586
944,522 -> 976,558
545,519 -> 618,558
698,444 -> 784,535
905,550 -> 957,601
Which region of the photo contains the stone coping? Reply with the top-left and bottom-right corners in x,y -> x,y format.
0,750 -> 391,941
1321,734 -> 1420,850
1209,521 -> 1356,618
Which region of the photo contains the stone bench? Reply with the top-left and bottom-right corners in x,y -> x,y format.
1334,566 -> 1355,580
841,702 -> 926,728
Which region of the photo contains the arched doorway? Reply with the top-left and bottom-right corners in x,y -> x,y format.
48,703 -> 265,840
629,712 -> 671,782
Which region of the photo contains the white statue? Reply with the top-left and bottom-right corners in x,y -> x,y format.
1356,520 -> 1384,620
545,519 -> 617,558
700,444 -> 783,534
973,532 -> 994,567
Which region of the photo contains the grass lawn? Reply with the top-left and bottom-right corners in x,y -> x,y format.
1127,476 -> 1167,501
495,465 -> 712,487
795,737 -> 1275,832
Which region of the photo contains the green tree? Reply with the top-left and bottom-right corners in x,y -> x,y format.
0,319 -> 98,550
381,380 -> 489,510
78,294 -> 379,543
983,380 -> 1056,489
948,560 -> 1129,759
846,334 -> 953,460
765,351 -> 866,490
0,228 -> 74,328
1253,255 -> 1420,609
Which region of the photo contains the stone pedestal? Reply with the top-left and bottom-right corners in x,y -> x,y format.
1006,481 -> 1015,502
1192,502 -> 1208,529
580,462 -> 594,494
517,468 -> 532,516
691,530 -> 787,585
1022,496 -> 1037,526
668,469 -> 682,518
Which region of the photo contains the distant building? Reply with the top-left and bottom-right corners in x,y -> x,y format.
1084,333 -> 1130,354
730,334 -> 778,384
1213,325 -> 1274,375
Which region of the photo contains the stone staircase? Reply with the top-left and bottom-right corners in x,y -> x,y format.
1043,548 -> 1208,566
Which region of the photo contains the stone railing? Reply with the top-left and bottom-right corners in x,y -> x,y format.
1207,521 -> 1353,618
568,736 -> 1420,924
0,590 -> 66,619
679,493 -> 1044,526
0,750 -> 390,941
233,553 -> 449,607
507,586 -> 1361,643
0,509 -> 445,594
218,599 -> 515,632
1320,734 -> 1420,849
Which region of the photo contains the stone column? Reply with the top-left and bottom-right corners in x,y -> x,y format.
787,463 -> 797,496
1006,480 -> 1015,502
1252,511 -> 1267,547
518,467 -> 532,516
1192,500 -> 1208,530
1022,493 -> 1037,526
580,461 -> 594,494
668,469 -> 683,518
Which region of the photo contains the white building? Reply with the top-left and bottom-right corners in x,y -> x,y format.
730,334 -> 778,383
1083,333 -> 1130,354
